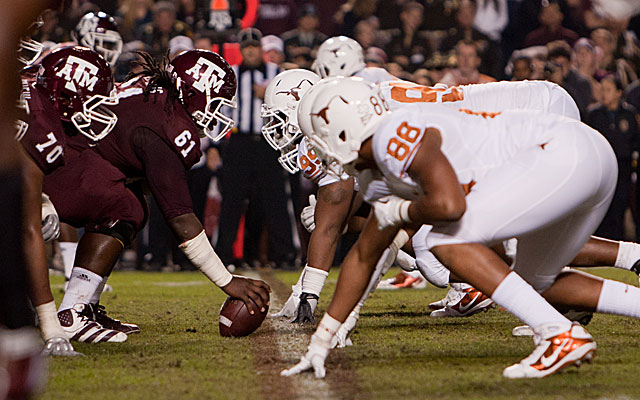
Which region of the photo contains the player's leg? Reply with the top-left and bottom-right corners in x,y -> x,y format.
271,178 -> 356,321
58,223 -> 78,289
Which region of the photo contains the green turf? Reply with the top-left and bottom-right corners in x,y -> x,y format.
43,272 -> 259,400
277,268 -> 640,400
42,268 -> 640,399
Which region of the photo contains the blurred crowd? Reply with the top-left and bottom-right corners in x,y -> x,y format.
33,0 -> 640,270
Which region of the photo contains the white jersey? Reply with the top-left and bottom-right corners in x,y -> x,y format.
378,80 -> 580,120
354,67 -> 397,84
361,104 -> 553,203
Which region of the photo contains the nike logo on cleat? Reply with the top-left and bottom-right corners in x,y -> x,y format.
540,338 -> 569,368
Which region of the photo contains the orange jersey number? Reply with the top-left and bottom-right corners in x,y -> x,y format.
299,148 -> 322,180
387,121 -> 422,162
388,82 -> 464,104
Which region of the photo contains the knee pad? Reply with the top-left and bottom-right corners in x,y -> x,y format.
85,219 -> 137,247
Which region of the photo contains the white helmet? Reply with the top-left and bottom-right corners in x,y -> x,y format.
304,77 -> 390,176
313,36 -> 365,78
72,12 -> 123,67
261,69 -> 319,173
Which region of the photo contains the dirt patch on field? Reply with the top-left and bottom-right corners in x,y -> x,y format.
247,269 -> 366,400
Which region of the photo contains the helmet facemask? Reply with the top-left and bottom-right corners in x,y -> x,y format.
191,92 -> 237,141
277,142 -> 300,174
71,90 -> 119,142
80,31 -> 123,66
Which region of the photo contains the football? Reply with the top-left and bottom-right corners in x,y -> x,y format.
219,297 -> 269,337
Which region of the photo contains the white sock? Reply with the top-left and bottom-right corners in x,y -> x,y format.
614,241 -> 640,270
35,301 -> 66,340
596,279 -> 640,317
415,251 -> 450,288
89,277 -> 108,304
59,267 -> 102,311
301,266 -> 329,297
395,250 -> 416,271
59,242 -> 78,280
491,271 -> 570,330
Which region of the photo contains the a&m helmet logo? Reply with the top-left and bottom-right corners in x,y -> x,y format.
185,57 -> 227,94
55,55 -> 99,92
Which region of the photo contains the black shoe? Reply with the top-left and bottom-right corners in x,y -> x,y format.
88,304 -> 140,334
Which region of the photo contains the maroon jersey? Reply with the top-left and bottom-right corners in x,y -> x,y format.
18,82 -> 68,175
75,77 -> 203,174
65,77 -> 203,221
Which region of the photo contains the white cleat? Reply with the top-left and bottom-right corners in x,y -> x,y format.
512,325 -> 534,337
57,304 -> 127,343
430,284 -> 494,317
428,282 -> 470,310
503,322 -> 596,379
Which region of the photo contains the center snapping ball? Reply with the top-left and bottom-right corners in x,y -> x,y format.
219,297 -> 269,337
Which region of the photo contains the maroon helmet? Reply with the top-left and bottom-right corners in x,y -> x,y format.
168,49 -> 237,141
35,45 -> 118,141
71,12 -> 123,67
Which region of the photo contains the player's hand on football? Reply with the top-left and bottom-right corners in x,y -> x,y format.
374,195 -> 411,230
281,335 -> 330,379
42,337 -> 83,357
301,194 -> 316,233
222,276 -> 271,315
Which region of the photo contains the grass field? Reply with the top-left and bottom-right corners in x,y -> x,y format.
42,267 -> 640,400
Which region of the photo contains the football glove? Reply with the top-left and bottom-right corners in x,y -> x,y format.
301,194 -> 316,233
41,193 -> 60,242
374,196 -> 411,230
42,337 -> 82,357
281,333 -> 330,379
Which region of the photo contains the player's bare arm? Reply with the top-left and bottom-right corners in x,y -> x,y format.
169,213 -> 271,314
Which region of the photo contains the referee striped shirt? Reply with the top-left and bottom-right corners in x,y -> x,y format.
228,62 -> 280,135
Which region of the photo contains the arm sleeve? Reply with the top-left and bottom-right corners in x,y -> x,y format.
133,127 -> 194,220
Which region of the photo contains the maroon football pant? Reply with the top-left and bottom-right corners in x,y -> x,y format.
42,149 -> 148,232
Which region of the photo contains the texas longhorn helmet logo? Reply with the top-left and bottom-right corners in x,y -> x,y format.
311,95 -> 349,125
55,55 -> 99,92
329,44 -> 347,57
184,57 -> 227,94
276,79 -> 314,101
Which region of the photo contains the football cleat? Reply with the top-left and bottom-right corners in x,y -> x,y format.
89,304 -> 140,334
428,282 -> 466,310
430,284 -> 494,317
57,304 -> 127,343
512,309 -> 593,337
512,325 -> 534,337
377,272 -> 427,290
503,322 -> 596,378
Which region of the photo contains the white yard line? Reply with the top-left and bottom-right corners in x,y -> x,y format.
245,271 -> 334,400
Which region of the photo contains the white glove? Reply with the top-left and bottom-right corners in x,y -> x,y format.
41,193 -> 60,242
268,285 -> 301,318
332,309 -> 359,348
374,196 -> 411,231
301,194 -> 316,233
42,337 -> 83,357
281,334 -> 330,378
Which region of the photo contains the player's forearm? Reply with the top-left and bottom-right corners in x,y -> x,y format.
325,247 -> 377,322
